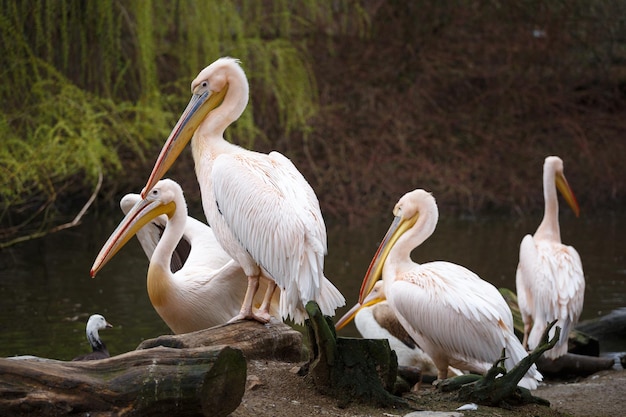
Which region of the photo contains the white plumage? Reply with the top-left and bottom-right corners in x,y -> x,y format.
141,58 -> 344,324
358,189 -> 542,389
516,156 -> 584,359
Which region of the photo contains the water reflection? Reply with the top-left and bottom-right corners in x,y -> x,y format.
0,210 -> 624,360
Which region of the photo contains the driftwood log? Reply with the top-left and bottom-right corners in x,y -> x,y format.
536,353 -> 614,377
0,345 -> 245,417
0,319 -> 305,417
137,318 -> 305,362
499,288 -> 614,375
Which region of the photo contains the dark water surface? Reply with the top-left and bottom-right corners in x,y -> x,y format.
1,209 -> 624,361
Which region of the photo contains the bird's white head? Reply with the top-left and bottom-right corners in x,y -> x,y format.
86,314 -> 113,333
143,179 -> 185,212
191,57 -> 247,98
392,189 -> 438,227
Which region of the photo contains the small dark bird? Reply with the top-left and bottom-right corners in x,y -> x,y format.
72,314 -> 113,361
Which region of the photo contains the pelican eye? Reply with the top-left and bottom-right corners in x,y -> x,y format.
201,81 -> 208,88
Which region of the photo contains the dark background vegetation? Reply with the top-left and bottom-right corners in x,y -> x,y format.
2,1 -> 625,246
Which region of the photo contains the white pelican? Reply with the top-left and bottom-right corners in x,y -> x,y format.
90,179 -> 279,334
140,57 -> 345,324
72,314 -> 113,361
358,189 -> 542,389
516,156 -> 584,359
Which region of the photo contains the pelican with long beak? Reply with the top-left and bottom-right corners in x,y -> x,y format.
91,179 -> 278,334
139,57 -> 344,324
357,189 -> 542,389
516,156 -> 584,359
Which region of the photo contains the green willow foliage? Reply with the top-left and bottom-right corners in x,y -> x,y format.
0,0 -> 368,243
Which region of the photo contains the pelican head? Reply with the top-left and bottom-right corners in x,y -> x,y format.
91,179 -> 181,277
142,58 -> 247,198
545,156 -> 580,217
358,189 -> 437,304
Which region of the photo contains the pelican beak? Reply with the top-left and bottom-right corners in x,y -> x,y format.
556,171 -> 580,217
90,197 -> 176,277
141,86 -> 228,198
358,212 -> 418,303
105,321 -> 113,328
335,288 -> 385,331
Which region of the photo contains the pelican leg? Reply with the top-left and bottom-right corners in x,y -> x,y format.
437,369 -> 447,381
228,275 -> 270,324
522,320 -> 532,350
256,280 -> 277,322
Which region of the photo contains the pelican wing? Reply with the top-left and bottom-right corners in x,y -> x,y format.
212,151 -> 327,304
534,241 -> 585,323
388,262 -> 514,371
562,245 -> 585,320
182,215 -> 234,271
520,236 -> 585,352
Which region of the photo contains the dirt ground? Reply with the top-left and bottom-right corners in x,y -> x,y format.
231,360 -> 625,417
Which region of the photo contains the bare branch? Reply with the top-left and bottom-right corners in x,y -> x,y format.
0,171 -> 102,249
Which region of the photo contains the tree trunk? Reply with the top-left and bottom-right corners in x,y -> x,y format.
304,301 -> 407,408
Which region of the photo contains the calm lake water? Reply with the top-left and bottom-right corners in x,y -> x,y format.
1,208 -> 624,361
